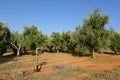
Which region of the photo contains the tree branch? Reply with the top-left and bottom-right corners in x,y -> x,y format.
10,42 -> 18,49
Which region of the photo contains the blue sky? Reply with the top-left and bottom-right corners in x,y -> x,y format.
0,0 -> 120,35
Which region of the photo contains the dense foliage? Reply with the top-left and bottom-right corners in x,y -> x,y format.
110,28 -> 120,54
0,22 -> 11,55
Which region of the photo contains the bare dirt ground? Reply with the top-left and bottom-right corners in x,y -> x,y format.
0,51 -> 120,80
38,52 -> 120,71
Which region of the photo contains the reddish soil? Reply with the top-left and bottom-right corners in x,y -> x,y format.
0,52 -> 120,79
39,53 -> 120,72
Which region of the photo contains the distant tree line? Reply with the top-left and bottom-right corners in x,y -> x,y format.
0,9 -> 120,58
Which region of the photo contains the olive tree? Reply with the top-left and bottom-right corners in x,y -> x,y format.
50,32 -> 62,53
82,9 -> 109,58
61,31 -> 72,52
10,31 -> 24,56
23,25 -> 48,53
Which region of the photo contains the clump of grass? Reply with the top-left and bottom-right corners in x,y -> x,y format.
36,64 -> 85,80
52,64 -> 85,73
82,68 -> 120,80
0,61 -> 34,71
0,62 -> 21,70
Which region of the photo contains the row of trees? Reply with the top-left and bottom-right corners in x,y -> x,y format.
0,9 -> 120,58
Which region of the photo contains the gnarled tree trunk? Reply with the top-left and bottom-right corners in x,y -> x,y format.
57,49 -> 59,54
11,42 -> 21,57
17,48 -> 20,56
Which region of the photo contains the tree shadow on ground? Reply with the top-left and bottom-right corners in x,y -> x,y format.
0,51 -> 17,64
104,51 -> 120,55
71,52 -> 92,57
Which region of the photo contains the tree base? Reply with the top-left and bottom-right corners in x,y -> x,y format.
35,65 -> 40,72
